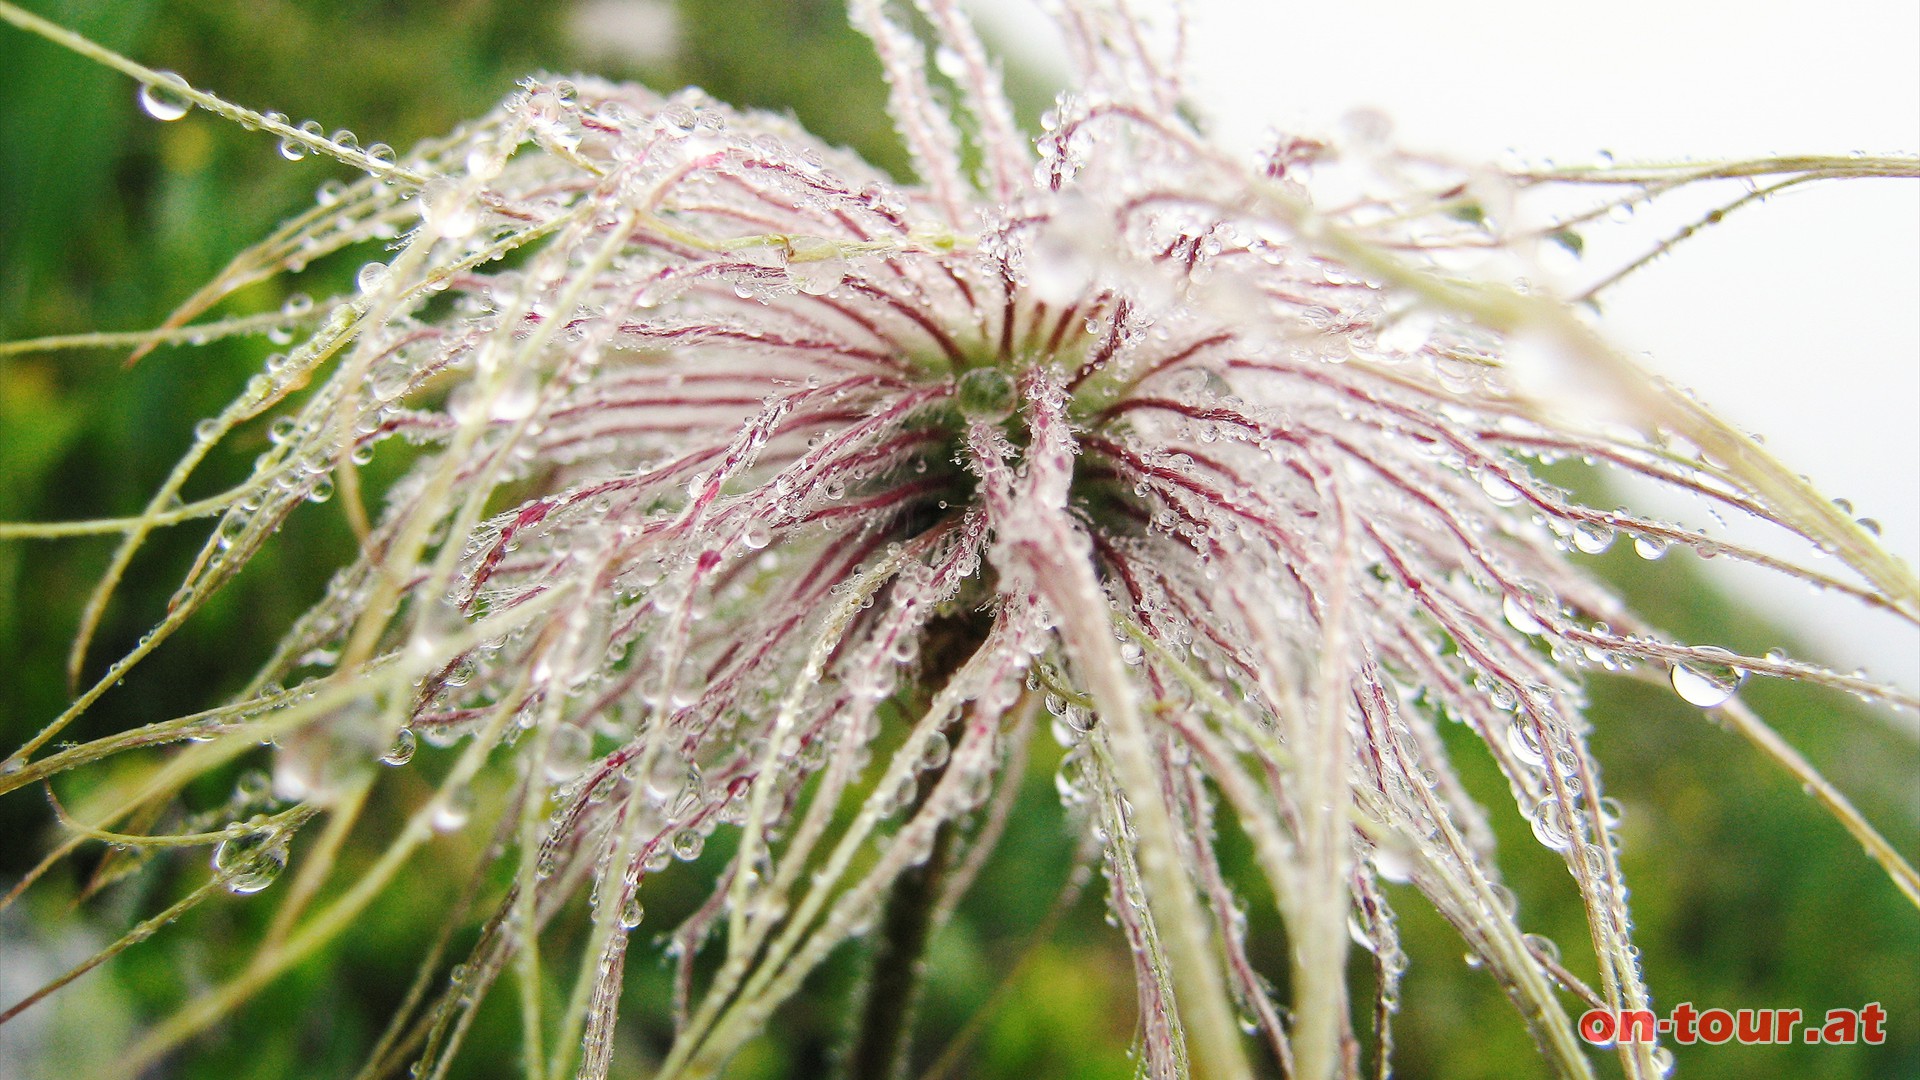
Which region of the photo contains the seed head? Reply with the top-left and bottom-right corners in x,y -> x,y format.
1,2 -> 1914,1078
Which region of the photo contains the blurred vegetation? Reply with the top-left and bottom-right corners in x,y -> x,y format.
0,2 -> 1914,1078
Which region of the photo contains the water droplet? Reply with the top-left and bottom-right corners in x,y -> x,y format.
918,731 -> 951,772
381,728 -> 417,766
887,634 -> 919,664
1669,647 -> 1746,708
1529,797 -> 1571,851
443,657 -> 475,687
671,829 -> 704,861
217,513 -> 248,550
1487,882 -> 1520,919
618,897 -> 645,929
1372,845 -> 1414,883
1505,721 -> 1545,767
1478,469 -> 1522,506
1502,594 -> 1545,636
1570,521 -> 1614,555
1633,533 -> 1668,560
1347,914 -> 1373,949
228,770 -> 269,805
213,830 -> 288,894
139,72 -> 192,121
787,257 -> 845,296
357,261 -> 390,294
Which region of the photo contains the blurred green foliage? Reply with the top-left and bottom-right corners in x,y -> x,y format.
0,2 -> 1914,1078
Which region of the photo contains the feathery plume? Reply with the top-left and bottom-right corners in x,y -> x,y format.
0,2 -> 1914,1078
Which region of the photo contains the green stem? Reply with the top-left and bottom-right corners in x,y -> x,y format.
845,608 -> 987,1080
0,0 -> 425,183
846,810 -> 957,1080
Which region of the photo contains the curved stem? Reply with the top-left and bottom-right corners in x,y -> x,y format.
846,809 -> 957,1080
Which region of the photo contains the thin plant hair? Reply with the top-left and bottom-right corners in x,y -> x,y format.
0,2 -> 1914,1079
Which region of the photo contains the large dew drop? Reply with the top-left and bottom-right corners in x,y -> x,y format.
139,72 -> 193,121
1502,593 -> 1545,636
1528,797 -> 1572,851
618,898 -> 645,930
356,261 -> 391,294
213,830 -> 289,895
381,728 -> 417,766
1477,468 -> 1522,506
787,257 -> 845,296
1570,521 -> 1615,555
1669,647 -> 1747,708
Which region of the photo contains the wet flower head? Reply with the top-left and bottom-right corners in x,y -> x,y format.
1,2 -> 1915,1078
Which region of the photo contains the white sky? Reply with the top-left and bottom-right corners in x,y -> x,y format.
977,0 -> 1920,694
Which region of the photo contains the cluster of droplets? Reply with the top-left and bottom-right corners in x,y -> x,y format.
137,70 -> 397,176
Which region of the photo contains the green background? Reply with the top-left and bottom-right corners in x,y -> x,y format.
0,2 -> 1914,1077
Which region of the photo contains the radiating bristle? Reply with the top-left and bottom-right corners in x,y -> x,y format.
0,2 -> 1914,1078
